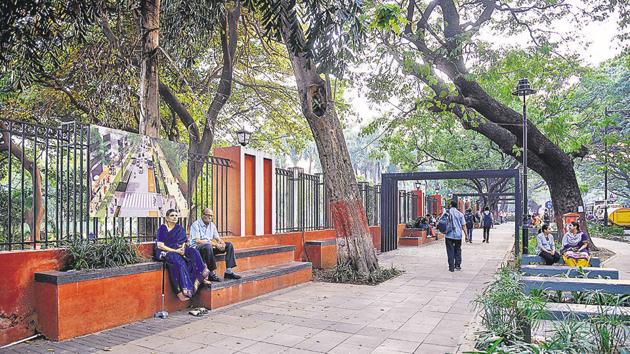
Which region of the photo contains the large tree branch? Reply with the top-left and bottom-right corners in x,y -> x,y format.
158,80 -> 199,142
195,1 -> 241,156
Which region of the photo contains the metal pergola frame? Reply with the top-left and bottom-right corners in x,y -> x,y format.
452,192 -> 517,204
380,169 -> 522,256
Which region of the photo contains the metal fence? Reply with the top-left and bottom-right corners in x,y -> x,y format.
275,168 -> 381,233
398,190 -> 417,224
359,182 -> 380,226
188,153 -> 231,235
0,118 -> 230,250
275,168 -> 330,232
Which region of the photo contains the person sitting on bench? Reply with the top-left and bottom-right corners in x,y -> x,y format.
561,221 -> 590,267
155,209 -> 211,301
190,208 -> 241,281
536,224 -> 560,265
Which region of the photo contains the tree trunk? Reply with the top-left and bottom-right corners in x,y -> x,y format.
280,26 -> 378,274
139,0 -> 160,138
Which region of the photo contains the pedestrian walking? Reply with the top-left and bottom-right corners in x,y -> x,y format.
481,207 -> 493,243
438,200 -> 467,272
464,209 -> 475,243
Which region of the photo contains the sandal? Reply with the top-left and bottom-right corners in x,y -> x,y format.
188,307 -> 209,317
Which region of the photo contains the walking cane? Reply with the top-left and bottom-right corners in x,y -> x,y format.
154,262 -> 168,319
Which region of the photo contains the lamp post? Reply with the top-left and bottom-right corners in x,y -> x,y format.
512,78 -> 536,254
236,128 -> 252,147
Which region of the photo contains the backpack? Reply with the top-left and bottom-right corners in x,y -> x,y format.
465,213 -> 474,226
483,213 -> 493,227
437,211 -> 453,234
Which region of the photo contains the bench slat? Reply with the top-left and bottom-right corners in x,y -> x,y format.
521,255 -> 601,267
520,265 -> 619,279
522,276 -> 630,294
523,302 -> 630,321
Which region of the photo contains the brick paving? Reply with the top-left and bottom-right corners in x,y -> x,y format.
8,223 -> 517,354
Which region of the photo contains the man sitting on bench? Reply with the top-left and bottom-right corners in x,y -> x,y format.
190,208 -> 241,281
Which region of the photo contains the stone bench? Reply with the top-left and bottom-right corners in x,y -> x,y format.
521,276 -> 630,295
521,255 -> 601,267
304,239 -> 336,269
519,275 -> 630,342
520,265 -> 619,279
531,303 -> 630,321
34,244 -> 311,341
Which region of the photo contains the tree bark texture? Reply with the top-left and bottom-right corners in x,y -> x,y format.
401,0 -> 587,234
139,0 -> 160,138
280,17 -> 379,274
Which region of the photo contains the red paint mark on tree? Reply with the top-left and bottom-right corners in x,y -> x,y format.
329,199 -> 369,239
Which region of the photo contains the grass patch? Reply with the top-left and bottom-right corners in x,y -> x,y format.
313,262 -> 403,285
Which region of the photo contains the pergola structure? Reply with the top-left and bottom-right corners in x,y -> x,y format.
380,169 -> 522,256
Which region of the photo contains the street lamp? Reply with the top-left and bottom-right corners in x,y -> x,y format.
236,128 -> 252,147
512,78 -> 536,254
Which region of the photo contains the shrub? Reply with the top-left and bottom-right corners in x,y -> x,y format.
64,236 -> 143,270
542,319 -> 595,353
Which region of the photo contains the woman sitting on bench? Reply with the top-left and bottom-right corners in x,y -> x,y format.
560,221 -> 590,267
536,224 -> 560,265
155,209 -> 212,301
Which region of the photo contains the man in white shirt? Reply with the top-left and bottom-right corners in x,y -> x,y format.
190,208 -> 240,281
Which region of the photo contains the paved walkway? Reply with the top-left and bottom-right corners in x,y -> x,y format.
592,237 -> 630,279
11,223 -> 516,354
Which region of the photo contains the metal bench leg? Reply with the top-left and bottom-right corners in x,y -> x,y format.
518,319 -> 531,343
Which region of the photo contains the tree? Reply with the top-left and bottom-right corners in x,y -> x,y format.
249,0 -> 379,273
139,0 -> 161,137
568,54 -> 630,206
369,0 -> 626,230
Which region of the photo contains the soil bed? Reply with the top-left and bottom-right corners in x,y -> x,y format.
313,265 -> 403,285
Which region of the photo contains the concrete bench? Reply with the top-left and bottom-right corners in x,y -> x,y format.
304,239 -> 336,269
33,244 -> 310,341
521,276 -> 630,295
519,302 -> 630,321
520,265 -> 618,279
521,255 -> 601,267
541,303 -> 630,321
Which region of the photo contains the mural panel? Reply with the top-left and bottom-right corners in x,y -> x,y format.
89,126 -> 189,218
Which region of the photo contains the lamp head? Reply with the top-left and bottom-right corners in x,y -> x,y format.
512,78 -> 536,97
236,128 -> 252,147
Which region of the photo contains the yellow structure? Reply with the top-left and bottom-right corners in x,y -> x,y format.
609,207 -> 630,227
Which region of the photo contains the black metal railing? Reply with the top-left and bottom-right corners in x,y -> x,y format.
0,118 -> 231,250
359,182 -> 381,226
275,168 -> 381,233
398,190 -> 417,224
275,167 -> 332,232
188,153 -> 231,235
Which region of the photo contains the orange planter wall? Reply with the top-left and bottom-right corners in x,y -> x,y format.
34,265 -> 190,341
0,249 -> 66,346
